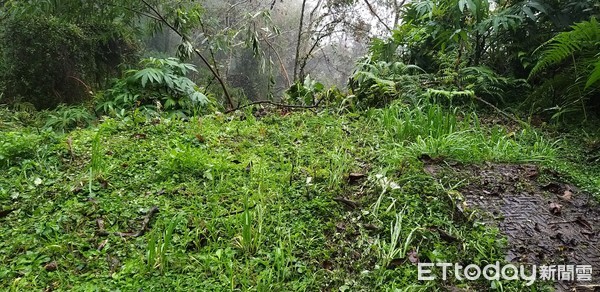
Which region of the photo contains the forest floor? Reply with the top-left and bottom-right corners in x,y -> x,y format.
1,102 -> 599,291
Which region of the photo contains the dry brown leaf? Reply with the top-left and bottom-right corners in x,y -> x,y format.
348,173 -> 366,184
549,202 -> 562,215
560,190 -> 573,201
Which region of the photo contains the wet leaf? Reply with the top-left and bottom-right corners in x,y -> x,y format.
322,260 -> 333,270
96,218 -> 105,230
437,229 -> 459,243
98,178 -> 109,189
424,164 -> 437,175
386,258 -> 405,269
333,197 -> 358,210
542,182 -> 564,194
523,165 -> 538,179
348,173 -> 366,184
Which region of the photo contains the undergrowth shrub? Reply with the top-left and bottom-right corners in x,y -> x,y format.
0,105 -> 36,130
285,75 -> 325,105
0,132 -> 42,168
348,53 -> 526,110
349,58 -> 428,108
44,105 -> 95,132
457,66 -> 529,103
162,145 -> 209,180
433,53 -> 528,105
96,57 -> 213,118
0,14 -> 92,108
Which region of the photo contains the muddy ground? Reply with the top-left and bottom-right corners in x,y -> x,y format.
426,162 -> 600,291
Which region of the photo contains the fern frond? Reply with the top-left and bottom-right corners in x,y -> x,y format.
586,56 -> 600,89
530,17 -> 600,78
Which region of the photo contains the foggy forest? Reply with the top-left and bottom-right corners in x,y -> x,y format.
0,0 -> 599,290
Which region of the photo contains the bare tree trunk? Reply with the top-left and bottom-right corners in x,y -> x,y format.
393,0 -> 406,28
293,0 -> 308,81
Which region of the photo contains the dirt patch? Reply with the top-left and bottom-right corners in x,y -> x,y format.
428,162 -> 600,291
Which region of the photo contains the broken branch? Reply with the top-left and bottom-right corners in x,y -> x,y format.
96,206 -> 160,238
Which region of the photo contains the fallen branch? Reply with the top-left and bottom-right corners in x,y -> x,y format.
575,284 -> 600,290
225,97 -> 324,114
261,34 -> 291,88
97,206 -> 159,237
219,204 -> 257,217
473,95 -> 528,127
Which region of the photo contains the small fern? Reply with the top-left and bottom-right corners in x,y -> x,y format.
529,17 -> 600,120
349,58 -> 428,108
459,66 -> 528,102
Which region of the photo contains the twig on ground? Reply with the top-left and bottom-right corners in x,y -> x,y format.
96,206 -> 160,237
473,95 -> 528,127
225,97 -> 324,114
219,204 -> 257,217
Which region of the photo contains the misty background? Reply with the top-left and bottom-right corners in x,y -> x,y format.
145,0 -> 401,102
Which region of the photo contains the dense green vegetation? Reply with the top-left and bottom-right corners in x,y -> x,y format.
1,0 -> 599,290
0,102 -> 562,290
